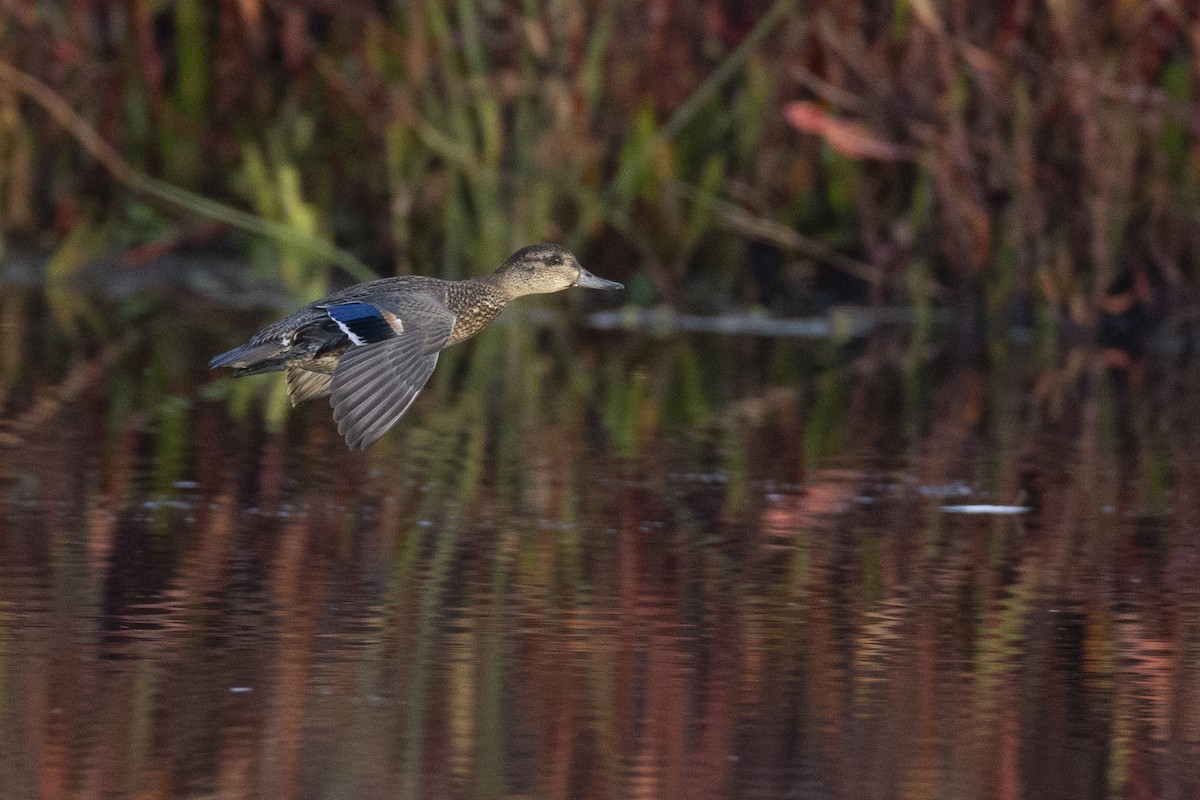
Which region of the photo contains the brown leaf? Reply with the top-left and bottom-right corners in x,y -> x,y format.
784,102 -> 914,162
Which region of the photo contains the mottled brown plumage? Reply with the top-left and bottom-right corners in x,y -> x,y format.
210,244 -> 622,449
443,280 -> 510,344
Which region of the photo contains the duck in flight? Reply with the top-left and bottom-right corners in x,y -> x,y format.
210,244 -> 623,449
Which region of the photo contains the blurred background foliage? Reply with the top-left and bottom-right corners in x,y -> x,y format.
0,0 -> 1196,323
1,8 -> 1198,792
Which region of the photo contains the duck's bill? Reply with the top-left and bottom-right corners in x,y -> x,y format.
573,269 -> 624,290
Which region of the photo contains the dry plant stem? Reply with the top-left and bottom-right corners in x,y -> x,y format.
604,0 -> 799,219
316,54 -> 487,178
666,180 -> 884,287
790,63 -> 868,114
0,332 -> 137,446
0,61 -> 376,282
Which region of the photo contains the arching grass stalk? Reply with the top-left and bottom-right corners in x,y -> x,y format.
0,61 -> 376,283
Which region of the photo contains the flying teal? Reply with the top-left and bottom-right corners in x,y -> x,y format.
210,244 -> 623,449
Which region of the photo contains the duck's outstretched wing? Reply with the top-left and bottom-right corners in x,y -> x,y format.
328,296 -> 455,449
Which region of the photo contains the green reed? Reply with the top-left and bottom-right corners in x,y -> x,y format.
1,0 -> 1198,451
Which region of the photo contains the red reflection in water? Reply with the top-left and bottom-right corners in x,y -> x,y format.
0,334 -> 1197,800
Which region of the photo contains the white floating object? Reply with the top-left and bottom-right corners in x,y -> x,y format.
941,504 -> 1031,515
918,482 -> 973,498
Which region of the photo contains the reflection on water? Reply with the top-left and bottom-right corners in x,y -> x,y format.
0,309 -> 1198,800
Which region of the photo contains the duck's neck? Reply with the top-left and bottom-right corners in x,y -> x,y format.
445,278 -> 513,345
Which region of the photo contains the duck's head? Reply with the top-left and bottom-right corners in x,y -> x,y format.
489,244 -> 623,298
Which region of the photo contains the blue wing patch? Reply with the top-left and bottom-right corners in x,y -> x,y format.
324,302 -> 396,346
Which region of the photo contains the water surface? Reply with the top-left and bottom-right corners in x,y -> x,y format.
0,305 -> 1196,800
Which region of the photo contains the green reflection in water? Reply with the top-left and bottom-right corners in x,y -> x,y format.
0,290 -> 1196,799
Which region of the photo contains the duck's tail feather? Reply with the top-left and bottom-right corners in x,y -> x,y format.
231,358 -> 294,377
209,340 -> 288,371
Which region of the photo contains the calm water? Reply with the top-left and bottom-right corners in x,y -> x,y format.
0,302 -> 1197,800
